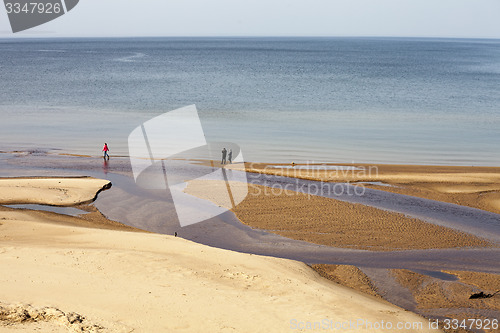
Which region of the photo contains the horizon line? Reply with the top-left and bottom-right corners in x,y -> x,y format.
1,34 -> 500,41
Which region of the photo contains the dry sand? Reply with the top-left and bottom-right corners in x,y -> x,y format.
0,178 -> 438,332
225,162 -> 500,215
184,180 -> 492,251
0,177 -> 111,206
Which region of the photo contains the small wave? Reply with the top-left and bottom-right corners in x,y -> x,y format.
37,49 -> 67,53
114,52 -> 146,63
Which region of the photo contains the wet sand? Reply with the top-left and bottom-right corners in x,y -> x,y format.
311,264 -> 380,298
391,269 -> 500,332
184,180 -> 492,251
228,162 -> 500,215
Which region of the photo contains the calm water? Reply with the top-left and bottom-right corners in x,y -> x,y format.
0,37 -> 499,165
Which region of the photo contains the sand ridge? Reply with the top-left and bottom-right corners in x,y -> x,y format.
184,180 -> 492,251
223,162 -> 500,215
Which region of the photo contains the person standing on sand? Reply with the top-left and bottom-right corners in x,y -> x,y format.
102,143 -> 110,160
228,149 -> 233,164
221,148 -> 227,164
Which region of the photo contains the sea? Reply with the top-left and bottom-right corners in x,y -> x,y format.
0,37 -> 499,165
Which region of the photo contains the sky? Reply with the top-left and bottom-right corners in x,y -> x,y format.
1,0 -> 499,38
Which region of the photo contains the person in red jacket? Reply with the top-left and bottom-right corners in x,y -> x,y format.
102,143 -> 110,160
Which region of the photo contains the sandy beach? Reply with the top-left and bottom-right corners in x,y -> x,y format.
0,153 -> 499,332
0,177 -> 439,332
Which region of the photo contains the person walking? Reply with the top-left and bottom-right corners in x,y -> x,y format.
221,147 -> 227,164
102,143 -> 110,160
228,149 -> 233,164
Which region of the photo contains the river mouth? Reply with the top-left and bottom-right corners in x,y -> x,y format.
1,153 -> 498,271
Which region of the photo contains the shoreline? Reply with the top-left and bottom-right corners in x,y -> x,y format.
4,149 -> 500,168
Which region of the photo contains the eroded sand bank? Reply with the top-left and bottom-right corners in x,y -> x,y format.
0,177 -> 111,206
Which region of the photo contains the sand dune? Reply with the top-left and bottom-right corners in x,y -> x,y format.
0,213 -> 438,332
